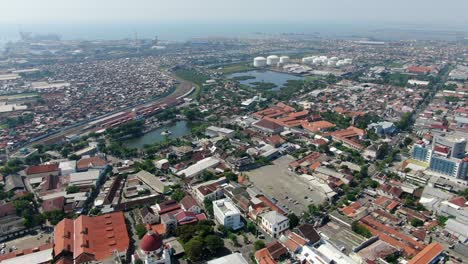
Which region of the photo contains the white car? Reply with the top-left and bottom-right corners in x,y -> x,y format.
0,243 -> 5,249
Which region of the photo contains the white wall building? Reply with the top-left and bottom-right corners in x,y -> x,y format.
177,157 -> 220,178
260,211 -> 289,238
213,198 -> 244,230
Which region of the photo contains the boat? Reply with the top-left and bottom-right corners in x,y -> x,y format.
161,130 -> 172,136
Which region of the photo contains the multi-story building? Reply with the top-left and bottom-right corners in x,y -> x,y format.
411,134 -> 467,180
213,198 -> 244,230
259,210 -> 289,238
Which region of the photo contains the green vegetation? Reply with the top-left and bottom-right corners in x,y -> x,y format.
204,198 -> 214,217
174,68 -> 209,87
66,185 -> 79,194
107,120 -> 144,141
395,112 -> 413,131
176,220 -> 224,262
43,210 -> 66,225
445,96 -> 461,103
254,240 -> 266,251
1,114 -> 34,129
0,159 -> 23,175
171,189 -> 185,202
135,223 -> 147,239
288,213 -> 300,229
321,111 -> 351,129
251,81 -> 277,90
379,72 -> 410,87
13,193 -> 43,228
220,63 -> 253,74
351,221 -> 372,238
354,113 -> 382,129
437,215 -> 448,226
410,218 -> 424,227
231,75 -> 256,81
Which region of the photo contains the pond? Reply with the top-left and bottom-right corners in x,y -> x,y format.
123,120 -> 189,148
227,70 -> 304,90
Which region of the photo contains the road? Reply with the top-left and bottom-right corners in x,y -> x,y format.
21,73 -> 194,148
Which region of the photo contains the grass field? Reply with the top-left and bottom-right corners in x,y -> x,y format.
220,63 -> 253,74
0,92 -> 39,100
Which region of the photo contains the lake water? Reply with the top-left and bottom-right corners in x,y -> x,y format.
227,70 -> 304,90
124,120 -> 189,148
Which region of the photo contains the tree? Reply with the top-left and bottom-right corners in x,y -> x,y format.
185,238 -> 204,262
171,189 -> 185,202
135,224 -> 147,239
410,218 -> 423,227
43,210 -> 66,225
224,171 -> 238,182
351,221 -> 372,238
66,185 -> 79,194
204,198 -> 214,217
288,213 -> 300,229
205,234 -> 224,253
254,240 -> 266,251
247,221 -> 257,234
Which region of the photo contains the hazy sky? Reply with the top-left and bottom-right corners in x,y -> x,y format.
1,0 -> 467,26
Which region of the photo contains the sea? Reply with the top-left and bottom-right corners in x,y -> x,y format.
0,21 -> 466,45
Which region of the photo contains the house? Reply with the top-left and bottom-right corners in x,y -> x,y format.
301,120 -> 336,133
192,178 -> 226,204
76,156 -> 107,172
59,160 -> 77,176
156,200 -> 181,215
0,201 -> 15,217
42,196 -> 65,212
25,164 -> 59,179
264,135 -> 286,147
252,118 -> 284,135
139,207 -> 160,225
180,195 -> 201,214
154,159 -> 170,170
174,211 -> 206,226
52,212 -> 130,263
4,174 -> 25,193
408,243 -> 444,264
295,224 -> 321,245
260,210 -> 289,238
213,198 -> 244,230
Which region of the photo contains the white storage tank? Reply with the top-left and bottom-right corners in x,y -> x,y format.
253,57 -> 267,67
279,56 -> 290,64
266,55 -> 280,66
344,58 -> 353,65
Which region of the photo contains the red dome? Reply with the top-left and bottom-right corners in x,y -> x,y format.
140,232 -> 163,252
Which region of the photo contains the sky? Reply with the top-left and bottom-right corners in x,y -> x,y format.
0,0 -> 467,27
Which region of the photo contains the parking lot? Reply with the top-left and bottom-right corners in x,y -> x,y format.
246,155 -> 326,215
1,230 -> 52,255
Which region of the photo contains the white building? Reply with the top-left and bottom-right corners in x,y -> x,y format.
59,160 -> 76,176
299,241 -> 357,264
205,126 -> 235,138
177,157 -> 220,178
260,211 -> 289,238
213,198 -> 244,230
69,170 -> 102,188
207,253 -> 249,264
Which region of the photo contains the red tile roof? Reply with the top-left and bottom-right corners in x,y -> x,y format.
449,197 -> 466,207
408,243 -> 444,264
0,202 -> 15,217
180,195 -> 198,211
76,157 -> 107,170
42,196 -> 65,212
25,164 -> 59,175
255,248 -> 277,264
53,212 -> 129,262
